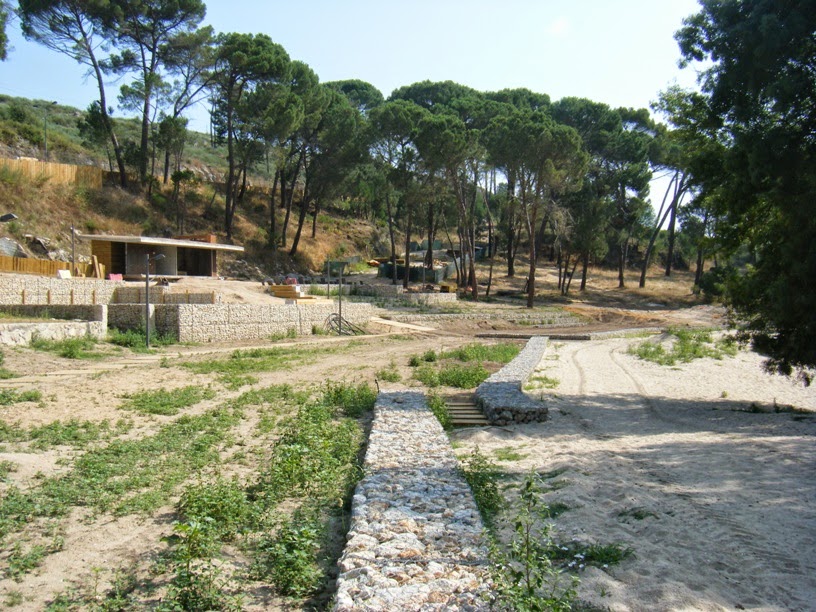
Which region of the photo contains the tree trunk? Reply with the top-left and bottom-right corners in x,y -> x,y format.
280,173 -> 289,247
444,225 -> 461,287
281,150 -> 304,248
580,251 -> 589,291
506,174 -> 516,277
618,242 -> 626,288
664,198 -> 678,277
563,255 -> 579,295
507,220 -> 516,277
639,177 -> 678,287
88,47 -> 126,187
289,195 -> 309,257
403,198 -> 412,289
385,192 -> 398,285
311,200 -> 320,239
163,149 -> 171,184
425,202 -> 435,268
269,170 -> 279,245
694,245 -> 705,286
139,81 -> 152,184
224,121 -> 236,241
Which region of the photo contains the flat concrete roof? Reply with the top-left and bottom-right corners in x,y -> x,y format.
77,234 -> 245,253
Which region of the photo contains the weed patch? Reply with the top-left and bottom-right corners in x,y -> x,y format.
120,385 -> 216,416
322,381 -> 376,417
438,363 -> 490,388
181,346 -> 324,387
525,374 -> 560,390
493,446 -> 528,462
0,406 -> 243,546
460,447 -> 504,527
178,478 -> 251,541
109,326 -> 176,350
441,342 -> 520,364
375,361 -> 401,383
30,336 -> 103,359
629,328 -> 738,366
252,509 -> 324,597
0,389 -> 42,406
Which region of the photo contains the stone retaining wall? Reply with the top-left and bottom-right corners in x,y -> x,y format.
401,292 -> 458,306
0,273 -> 124,305
385,311 -> 581,325
353,284 -> 404,298
334,390 -> 490,611
108,302 -> 376,343
476,336 -> 549,425
113,287 -> 220,305
0,305 -> 108,346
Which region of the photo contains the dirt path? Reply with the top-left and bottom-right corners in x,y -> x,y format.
453,338 -> 816,611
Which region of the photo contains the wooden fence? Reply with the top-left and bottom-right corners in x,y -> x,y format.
0,158 -> 103,188
0,254 -> 104,278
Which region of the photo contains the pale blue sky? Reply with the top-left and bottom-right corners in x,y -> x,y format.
0,0 -> 703,133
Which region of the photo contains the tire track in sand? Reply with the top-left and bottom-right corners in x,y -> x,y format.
565,339 -> 814,608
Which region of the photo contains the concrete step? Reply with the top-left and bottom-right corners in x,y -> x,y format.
442,394 -> 489,427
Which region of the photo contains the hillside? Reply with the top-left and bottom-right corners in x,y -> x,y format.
0,95 -> 395,277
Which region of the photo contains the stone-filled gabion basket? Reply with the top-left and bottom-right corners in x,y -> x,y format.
475,336 -> 549,426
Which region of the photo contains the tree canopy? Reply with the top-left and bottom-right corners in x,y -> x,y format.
675,0 -> 816,383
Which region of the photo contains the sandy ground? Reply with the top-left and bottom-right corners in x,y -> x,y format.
452,337 -> 816,611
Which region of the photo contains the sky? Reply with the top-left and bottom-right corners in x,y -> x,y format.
0,0 -> 703,205
0,0 -> 703,125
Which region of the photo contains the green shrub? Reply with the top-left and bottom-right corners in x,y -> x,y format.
697,265 -> 736,300
437,363 -> 489,389
488,473 -> 578,611
412,363 -> 440,387
421,349 -> 438,362
321,381 -> 376,417
427,394 -> 452,430
255,510 -> 323,597
460,447 -> 503,527
178,478 -> 251,540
